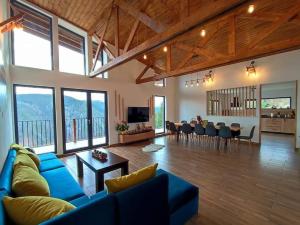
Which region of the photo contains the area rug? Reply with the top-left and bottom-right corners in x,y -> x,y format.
142,144 -> 165,152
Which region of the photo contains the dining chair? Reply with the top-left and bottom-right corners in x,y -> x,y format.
181,123 -> 193,141
181,120 -> 188,124
207,122 -> 214,127
231,123 -> 241,137
169,122 -> 179,139
219,126 -> 233,149
237,126 -> 255,145
165,121 -> 170,133
194,124 -> 205,141
216,122 -> 225,127
205,125 -> 217,148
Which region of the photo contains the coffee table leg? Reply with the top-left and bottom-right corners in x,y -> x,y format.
77,156 -> 83,177
95,172 -> 104,192
121,162 -> 129,176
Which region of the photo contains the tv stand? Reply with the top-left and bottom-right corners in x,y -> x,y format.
119,130 -> 155,144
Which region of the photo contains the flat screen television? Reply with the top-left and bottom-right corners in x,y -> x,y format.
127,107 -> 149,123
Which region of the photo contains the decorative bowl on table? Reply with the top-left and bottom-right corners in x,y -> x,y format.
92,149 -> 108,162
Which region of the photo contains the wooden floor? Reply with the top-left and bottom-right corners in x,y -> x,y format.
62,133 -> 300,225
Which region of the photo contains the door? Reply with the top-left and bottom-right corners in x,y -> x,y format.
13,85 -> 57,154
154,96 -> 166,134
61,88 -> 108,153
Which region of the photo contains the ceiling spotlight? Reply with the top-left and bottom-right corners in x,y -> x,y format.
143,54 -> 147,60
163,46 -> 168,52
190,80 -> 194,87
185,81 -> 188,88
200,29 -> 206,37
248,4 -> 255,14
196,79 -> 200,86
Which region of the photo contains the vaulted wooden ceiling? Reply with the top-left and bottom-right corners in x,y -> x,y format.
27,0 -> 300,83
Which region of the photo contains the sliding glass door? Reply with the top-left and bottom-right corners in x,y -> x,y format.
154,96 -> 166,134
61,89 -> 108,152
13,85 -> 56,154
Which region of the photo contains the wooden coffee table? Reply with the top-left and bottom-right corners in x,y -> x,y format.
76,149 -> 129,192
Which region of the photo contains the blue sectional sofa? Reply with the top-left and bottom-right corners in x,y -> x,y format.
0,149 -> 199,225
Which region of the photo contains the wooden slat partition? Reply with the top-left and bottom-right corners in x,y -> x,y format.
207,85 -> 257,117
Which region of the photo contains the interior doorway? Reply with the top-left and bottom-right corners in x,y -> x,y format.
259,81 -> 297,149
154,96 -> 166,134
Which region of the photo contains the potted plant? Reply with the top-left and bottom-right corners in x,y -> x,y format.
116,121 -> 129,134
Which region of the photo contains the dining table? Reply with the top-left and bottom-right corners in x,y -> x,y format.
174,122 -> 242,143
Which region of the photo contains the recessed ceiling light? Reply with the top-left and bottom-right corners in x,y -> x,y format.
163,46 -> 168,52
248,4 -> 255,14
200,29 -> 206,37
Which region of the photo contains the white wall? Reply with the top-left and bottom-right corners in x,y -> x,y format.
177,49 -> 300,148
11,61 -> 176,155
0,0 -> 14,169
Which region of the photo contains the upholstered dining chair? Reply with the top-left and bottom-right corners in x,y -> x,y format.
216,122 -> 225,127
219,126 -> 233,149
231,123 -> 241,137
237,126 -> 255,145
181,123 -> 193,141
205,125 -> 217,148
194,124 -> 205,141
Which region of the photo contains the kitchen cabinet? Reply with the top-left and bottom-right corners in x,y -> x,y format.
261,118 -> 296,134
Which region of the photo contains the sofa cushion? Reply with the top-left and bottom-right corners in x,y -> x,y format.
0,150 -> 16,193
41,167 -> 85,201
39,159 -> 65,172
3,196 -> 75,225
14,153 -> 38,172
39,153 -> 57,162
156,169 -> 199,213
12,164 -> 50,197
105,163 -> 158,193
18,149 -> 40,167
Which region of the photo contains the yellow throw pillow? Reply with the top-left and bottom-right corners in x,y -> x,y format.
18,149 -> 40,167
105,163 -> 158,193
12,164 -> 50,197
3,196 -> 75,225
10,143 -> 27,151
14,153 -> 39,172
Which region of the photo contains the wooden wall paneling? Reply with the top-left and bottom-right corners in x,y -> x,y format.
122,97 -> 124,121
115,90 -> 117,117
118,94 -> 121,120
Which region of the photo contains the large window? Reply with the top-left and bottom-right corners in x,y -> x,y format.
61,88 -> 108,152
92,42 -> 108,78
12,1 -> 52,70
13,85 -> 56,154
261,97 -> 291,109
154,96 -> 166,134
59,26 -> 85,75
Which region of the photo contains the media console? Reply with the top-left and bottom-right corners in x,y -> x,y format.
118,130 -> 155,144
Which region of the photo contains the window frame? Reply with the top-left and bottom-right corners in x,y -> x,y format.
13,84 -> 57,153
11,0 -> 54,70
58,25 -> 87,75
261,97 -> 292,109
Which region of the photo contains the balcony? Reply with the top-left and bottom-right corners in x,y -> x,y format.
17,117 -> 106,154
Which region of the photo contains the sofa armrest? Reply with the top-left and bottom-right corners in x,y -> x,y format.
40,195 -> 117,225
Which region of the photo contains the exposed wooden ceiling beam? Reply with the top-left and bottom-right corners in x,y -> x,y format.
114,0 -> 167,33
114,5 -> 120,57
136,65 -> 151,83
123,0 -> 151,52
91,6 -> 113,71
88,0 -> 113,35
90,0 -> 251,77
137,38 -> 300,84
